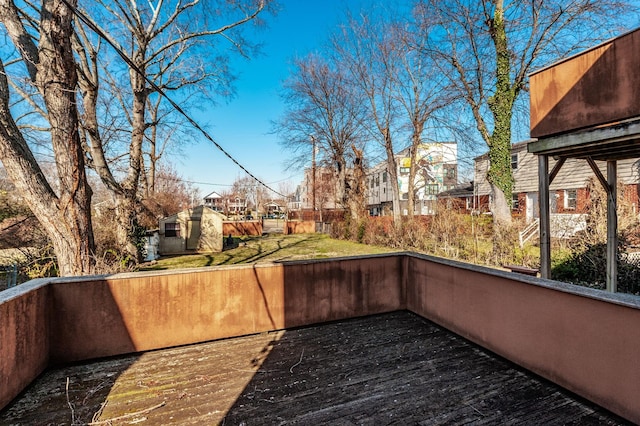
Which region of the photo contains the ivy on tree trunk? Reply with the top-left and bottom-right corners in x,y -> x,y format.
487,0 -> 515,224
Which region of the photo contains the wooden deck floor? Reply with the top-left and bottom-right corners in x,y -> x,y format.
1,311 -> 630,425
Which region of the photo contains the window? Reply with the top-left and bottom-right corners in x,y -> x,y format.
565,189 -> 577,210
382,172 -> 387,183
445,165 -> 456,179
400,167 -> 410,174
165,222 -> 180,238
511,153 -> 518,169
512,194 -> 519,211
427,184 -> 439,195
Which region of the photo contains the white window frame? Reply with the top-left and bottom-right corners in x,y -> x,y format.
511,153 -> 518,169
565,189 -> 577,210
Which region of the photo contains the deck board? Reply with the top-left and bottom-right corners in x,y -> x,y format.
0,311 -> 630,425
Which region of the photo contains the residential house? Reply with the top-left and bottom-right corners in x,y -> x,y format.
473,140 -> 640,235
436,181 -> 490,214
366,162 -> 394,216
203,191 -> 225,212
288,185 -> 303,211
294,166 -> 341,220
227,195 -> 248,217
159,205 -> 225,254
367,142 -> 458,216
264,201 -> 285,218
203,191 -> 248,217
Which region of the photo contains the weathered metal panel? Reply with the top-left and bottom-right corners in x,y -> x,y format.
284,220 -> 315,234
406,254 -> 640,424
530,28 -> 640,138
4,254 -> 640,422
47,256 -> 404,363
0,282 -> 49,410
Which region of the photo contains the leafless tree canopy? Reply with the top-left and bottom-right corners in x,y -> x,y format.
276,53 -> 368,218
0,0 -> 273,272
414,0 -> 635,222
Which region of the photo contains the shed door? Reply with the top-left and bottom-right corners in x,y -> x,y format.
186,220 -> 201,250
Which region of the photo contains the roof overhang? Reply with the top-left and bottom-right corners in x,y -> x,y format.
528,117 -> 640,161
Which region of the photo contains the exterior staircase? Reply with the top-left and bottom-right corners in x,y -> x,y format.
519,218 -> 539,248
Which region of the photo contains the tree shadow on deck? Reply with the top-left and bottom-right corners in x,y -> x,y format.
222,312 -> 629,425
0,353 -> 140,424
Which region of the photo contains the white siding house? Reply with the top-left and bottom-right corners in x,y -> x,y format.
474,139 -> 640,225
367,142 -> 458,215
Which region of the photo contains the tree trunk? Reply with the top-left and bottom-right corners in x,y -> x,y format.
0,0 -> 95,276
38,0 -> 95,274
487,0 -> 514,225
407,126 -> 423,218
382,128 -> 401,226
490,182 -> 512,224
114,192 -> 140,261
113,58 -> 147,262
348,144 -> 367,223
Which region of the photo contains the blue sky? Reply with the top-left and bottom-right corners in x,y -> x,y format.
178,0 -> 372,198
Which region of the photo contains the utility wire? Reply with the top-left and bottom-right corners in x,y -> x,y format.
60,0 -> 287,199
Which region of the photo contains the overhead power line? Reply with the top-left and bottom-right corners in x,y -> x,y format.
59,0 -> 286,198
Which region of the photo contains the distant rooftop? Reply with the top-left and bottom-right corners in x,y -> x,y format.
1,312 -> 628,425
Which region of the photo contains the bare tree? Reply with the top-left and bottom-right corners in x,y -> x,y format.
331,12 -> 403,224
329,6 -> 455,222
0,0 -> 95,275
395,17 -> 455,217
276,54 -> 368,222
416,0 -> 633,224
230,174 -> 266,213
138,163 -> 198,228
73,0 -> 271,260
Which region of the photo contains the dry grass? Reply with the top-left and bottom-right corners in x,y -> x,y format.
140,233 -> 398,271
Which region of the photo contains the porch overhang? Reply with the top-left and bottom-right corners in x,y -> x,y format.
528,27 -> 640,292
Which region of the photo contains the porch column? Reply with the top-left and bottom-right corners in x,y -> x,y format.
539,154 -> 551,279
607,160 -> 618,292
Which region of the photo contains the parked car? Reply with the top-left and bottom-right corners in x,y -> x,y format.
244,215 -> 253,220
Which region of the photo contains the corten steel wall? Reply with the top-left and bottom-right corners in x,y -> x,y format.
0,280 -> 50,410
530,28 -> 640,138
284,220 -> 315,234
49,265 -> 286,363
281,255 -> 405,328
223,221 -> 262,236
49,255 -> 403,364
3,254 -> 640,423
406,254 -> 640,424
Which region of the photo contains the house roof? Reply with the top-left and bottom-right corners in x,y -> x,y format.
203,191 -> 222,200
437,181 -> 474,198
159,205 -> 224,222
0,311 -> 625,424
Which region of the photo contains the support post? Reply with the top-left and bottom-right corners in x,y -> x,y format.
539,155 -> 551,278
607,161 -> 618,292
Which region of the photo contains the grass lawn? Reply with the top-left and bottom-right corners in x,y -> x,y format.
140,233 -> 398,271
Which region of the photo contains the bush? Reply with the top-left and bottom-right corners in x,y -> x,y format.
550,177 -> 640,295
329,204 -> 531,269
